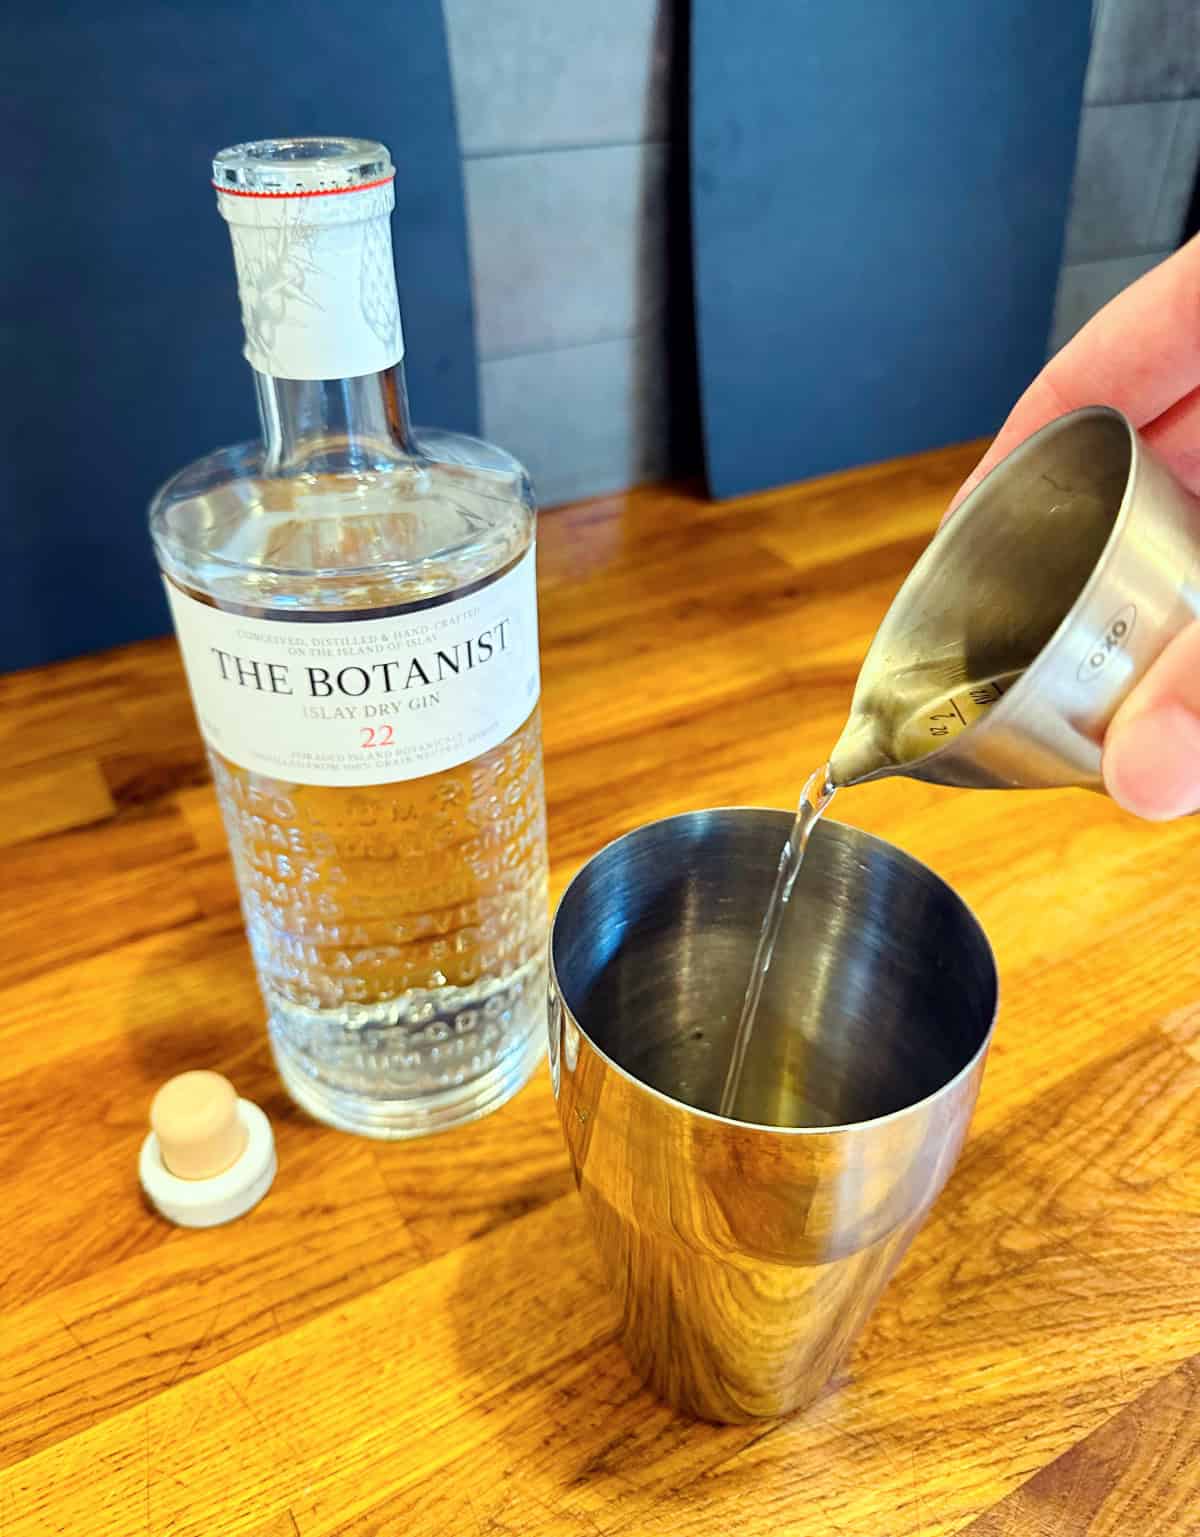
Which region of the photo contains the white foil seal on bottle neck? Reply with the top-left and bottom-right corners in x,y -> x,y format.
214,139 -> 404,382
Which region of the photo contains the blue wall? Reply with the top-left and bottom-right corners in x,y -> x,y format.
0,1 -> 478,672
692,0 -> 1092,498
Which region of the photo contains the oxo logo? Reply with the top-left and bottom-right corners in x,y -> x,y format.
1076,604 -> 1137,683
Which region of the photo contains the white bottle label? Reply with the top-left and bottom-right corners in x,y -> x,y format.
217,179 -> 404,381
165,549 -> 540,787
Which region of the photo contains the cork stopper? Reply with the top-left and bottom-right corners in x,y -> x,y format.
150,1071 -> 248,1180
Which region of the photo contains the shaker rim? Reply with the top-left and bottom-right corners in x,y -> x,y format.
549,805 -> 999,1138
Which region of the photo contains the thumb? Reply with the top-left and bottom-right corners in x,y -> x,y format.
1102,620 -> 1200,819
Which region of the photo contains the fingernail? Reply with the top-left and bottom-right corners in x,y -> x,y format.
1104,701 -> 1200,820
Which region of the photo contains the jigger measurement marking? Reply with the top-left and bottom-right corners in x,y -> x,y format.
928,696 -> 966,735
923,676 -> 1015,738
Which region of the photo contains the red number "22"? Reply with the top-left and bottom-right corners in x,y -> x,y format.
360,725 -> 395,749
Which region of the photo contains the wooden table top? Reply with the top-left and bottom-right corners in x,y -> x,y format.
3,443 -> 1199,1537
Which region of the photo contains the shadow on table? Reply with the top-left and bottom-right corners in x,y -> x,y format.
118,916 -> 305,1133
441,1177 -> 763,1531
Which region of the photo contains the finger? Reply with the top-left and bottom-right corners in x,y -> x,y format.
1043,233 -> 1200,424
1102,621 -> 1200,819
949,234 -> 1200,513
1142,382 -> 1200,495
947,374 -> 1073,513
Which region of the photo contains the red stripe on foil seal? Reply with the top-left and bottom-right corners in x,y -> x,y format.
212,172 -> 395,200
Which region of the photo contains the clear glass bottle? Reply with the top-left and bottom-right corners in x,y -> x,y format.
150,138 -> 548,1138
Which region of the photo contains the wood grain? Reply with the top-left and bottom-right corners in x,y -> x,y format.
0,758 -> 115,848
2,444 -> 1199,1536
959,1357 -> 1200,1535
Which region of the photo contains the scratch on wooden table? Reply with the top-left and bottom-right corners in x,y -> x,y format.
56,1313 -> 102,1381
465,1490 -> 486,1537
143,1402 -> 151,1537
522,1484 -> 604,1535
225,1374 -> 275,1446
165,1295 -> 225,1390
910,1448 -> 925,1535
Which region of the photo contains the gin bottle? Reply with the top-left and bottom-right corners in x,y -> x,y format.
150,139 -> 548,1138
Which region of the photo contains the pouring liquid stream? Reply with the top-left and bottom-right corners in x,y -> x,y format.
717,670 -> 1021,1124
717,763 -> 836,1120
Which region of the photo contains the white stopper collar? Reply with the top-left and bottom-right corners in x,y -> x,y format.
140,1099 -> 276,1228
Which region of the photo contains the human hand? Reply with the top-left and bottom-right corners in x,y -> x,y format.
950,234 -> 1200,819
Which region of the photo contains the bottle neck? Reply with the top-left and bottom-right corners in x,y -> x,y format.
220,176 -> 409,472
255,363 -> 414,474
